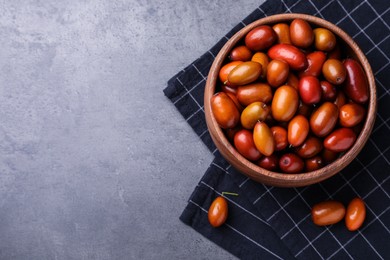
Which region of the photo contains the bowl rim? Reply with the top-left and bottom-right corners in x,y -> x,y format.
204,13 -> 377,186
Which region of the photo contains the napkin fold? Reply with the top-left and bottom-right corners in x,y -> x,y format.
164,0 -> 390,259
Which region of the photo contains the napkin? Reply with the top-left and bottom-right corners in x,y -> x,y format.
164,0 -> 390,259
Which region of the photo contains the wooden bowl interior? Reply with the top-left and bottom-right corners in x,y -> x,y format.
204,14 -> 377,187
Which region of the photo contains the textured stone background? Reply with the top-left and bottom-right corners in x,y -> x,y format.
0,1 -> 264,259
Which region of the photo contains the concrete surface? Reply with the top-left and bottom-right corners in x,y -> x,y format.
0,1 -> 265,259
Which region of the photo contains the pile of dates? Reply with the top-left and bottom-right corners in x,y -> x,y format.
211,18 -> 369,173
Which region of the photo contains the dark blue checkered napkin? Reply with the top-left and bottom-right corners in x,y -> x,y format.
164,0 -> 390,259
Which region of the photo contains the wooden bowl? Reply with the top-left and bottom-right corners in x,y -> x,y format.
204,14 -> 376,187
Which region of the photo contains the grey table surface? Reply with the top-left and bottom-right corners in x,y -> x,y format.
0,1 -> 267,259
